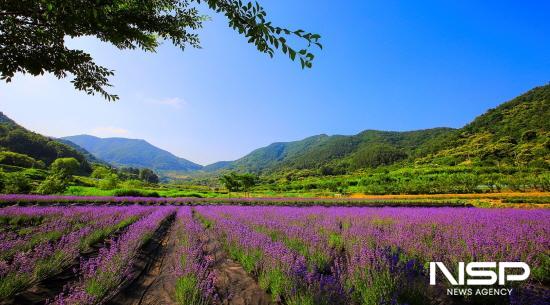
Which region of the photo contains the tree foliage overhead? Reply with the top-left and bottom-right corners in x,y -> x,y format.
0,0 -> 322,100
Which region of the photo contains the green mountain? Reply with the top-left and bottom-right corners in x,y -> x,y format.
203,161 -> 233,172
63,135 -> 202,172
211,128 -> 456,174
56,138 -> 109,166
417,84 -> 550,168
0,112 -> 93,174
209,84 -> 549,175
6,84 -> 544,180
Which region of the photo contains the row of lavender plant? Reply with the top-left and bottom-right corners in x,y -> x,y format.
0,194 -> 468,207
49,206 -> 176,305
173,207 -> 217,305
0,206 -> 149,300
1,207 -> 83,260
221,206 -> 336,273
195,206 -> 343,305
196,206 -> 550,305
338,207 -> 550,304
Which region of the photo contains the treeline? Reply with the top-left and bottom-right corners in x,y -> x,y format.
356,171 -> 550,194
261,166 -> 550,195
0,113 -> 163,196
218,172 -> 258,195
0,155 -> 161,195
0,122 -> 92,174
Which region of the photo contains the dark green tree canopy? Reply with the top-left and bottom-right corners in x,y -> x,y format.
50,157 -> 80,176
219,171 -> 258,193
139,168 -> 159,184
0,0 -> 322,100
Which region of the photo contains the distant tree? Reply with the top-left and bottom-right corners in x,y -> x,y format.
0,151 -> 45,168
353,144 -> 408,169
219,172 -> 258,196
98,173 -> 119,190
139,168 -> 159,184
2,172 -> 32,194
50,157 -> 80,177
521,130 -> 538,142
91,166 -> 111,179
38,157 -> 79,194
239,173 -> 258,196
36,172 -> 70,194
0,171 -> 5,192
219,172 -> 240,193
0,0 -> 321,100
121,179 -> 145,189
118,167 -> 140,180
319,165 -> 336,176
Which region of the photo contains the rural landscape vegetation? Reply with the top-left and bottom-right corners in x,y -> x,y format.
1,85 -> 549,202
0,1 -> 549,305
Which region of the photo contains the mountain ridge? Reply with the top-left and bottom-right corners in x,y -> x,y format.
62,134 -> 202,172
199,84 -> 550,174
0,112 -> 94,174
210,127 -> 457,174
18,83 -> 549,176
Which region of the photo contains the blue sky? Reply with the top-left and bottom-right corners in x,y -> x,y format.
0,0 -> 548,165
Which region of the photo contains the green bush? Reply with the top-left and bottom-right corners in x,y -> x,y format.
0,151 -> 45,169
98,174 -> 119,190
121,179 -> 144,189
2,172 -> 32,194
90,166 -> 111,179
22,168 -> 48,180
50,157 -> 80,176
36,173 -> 70,195
0,171 -> 4,191
112,189 -> 160,197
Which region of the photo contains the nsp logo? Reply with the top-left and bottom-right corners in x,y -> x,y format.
429,262 -> 530,286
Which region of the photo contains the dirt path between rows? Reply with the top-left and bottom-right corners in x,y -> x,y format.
111,210 -> 274,305
9,211 -> 274,305
107,216 -> 177,305
202,230 -> 275,305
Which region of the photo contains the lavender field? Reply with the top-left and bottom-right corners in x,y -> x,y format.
0,205 -> 548,305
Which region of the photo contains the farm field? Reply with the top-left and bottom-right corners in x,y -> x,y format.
1,193 -> 549,210
0,204 -> 548,305
1,1 -> 548,305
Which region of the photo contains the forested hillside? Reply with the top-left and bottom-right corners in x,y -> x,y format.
210,85 -> 549,177
63,135 -> 202,172
0,112 -> 92,174
57,138 -> 108,166
212,129 -> 455,174
247,85 -> 550,195
417,84 -> 550,168
1,84 -> 548,196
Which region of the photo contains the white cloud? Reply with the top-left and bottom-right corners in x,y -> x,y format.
90,126 -> 130,137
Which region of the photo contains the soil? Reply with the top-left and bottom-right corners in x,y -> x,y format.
5,213 -> 275,305
202,231 -> 275,305
106,215 -> 177,305
108,215 -> 274,305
